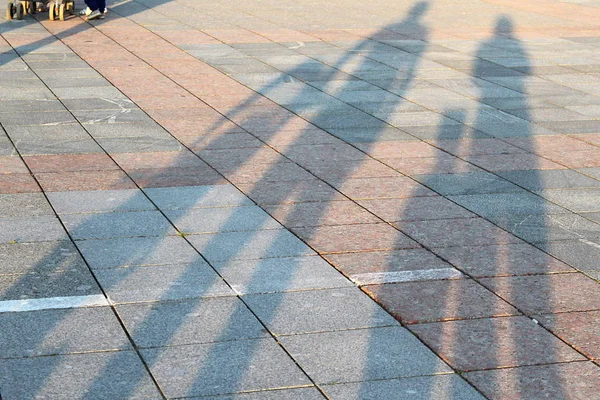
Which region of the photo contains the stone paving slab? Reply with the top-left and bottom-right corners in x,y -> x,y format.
117,297 -> 268,348
322,374 -> 485,400
243,287 -> 398,335
140,339 -> 311,398
0,351 -> 163,399
213,255 -> 352,294
409,316 -> 586,372
61,210 -> 177,240
0,306 -> 131,358
94,263 -> 234,303
280,326 -> 452,384
3,0 -> 600,397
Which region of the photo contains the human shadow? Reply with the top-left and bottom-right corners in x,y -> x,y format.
0,2 -> 446,398
363,15 -> 583,399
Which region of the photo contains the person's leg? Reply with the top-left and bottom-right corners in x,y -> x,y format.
84,0 -> 105,19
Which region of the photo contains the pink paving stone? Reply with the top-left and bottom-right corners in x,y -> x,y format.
464,362 -> 600,400
292,223 -> 420,254
201,29 -> 272,43
409,316 -> 586,372
35,170 -> 136,192
465,153 -> 567,172
111,151 -> 207,172
196,147 -> 288,169
0,173 -> 39,194
132,96 -> 205,111
365,279 -> 520,324
396,218 -> 523,248
24,154 -> 120,173
127,167 -> 225,188
217,162 -> 315,184
357,197 -> 475,222
256,128 -> 342,148
282,143 -> 368,165
430,243 -> 575,278
354,141 -> 446,159
145,107 -> 222,122
535,311 -> 600,360
263,201 -> 381,228
155,30 -> 220,45
333,176 -> 438,200
158,119 -> 245,136
572,133 -> 600,147
304,159 -> 400,182
381,155 -> 484,175
545,149 -> 600,168
0,156 -> 28,174
323,248 -> 452,276
479,273 -> 600,315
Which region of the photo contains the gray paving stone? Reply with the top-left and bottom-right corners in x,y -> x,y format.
141,339 -> 310,398
0,351 -> 162,399
53,86 -> 128,99
498,169 -> 600,190
75,236 -> 201,269
4,124 -> 92,141
0,307 -> 131,359
76,109 -> 150,124
489,213 -> 600,243
117,297 -> 268,348
536,240 -> 600,279
322,374 -> 485,400
47,189 -> 155,214
0,215 -> 67,243
13,138 -> 104,155
0,137 -> 16,155
0,193 -> 53,217
187,230 -> 316,263
0,269 -> 101,301
579,167 -> 600,180
0,99 -> 65,113
244,287 -> 398,335
62,211 -> 176,240
200,387 -> 325,399
449,192 -> 569,218
213,256 -> 352,294
0,111 -> 77,126
536,188 -> 600,212
0,241 -> 86,275
280,326 -> 451,384
165,206 -> 282,234
45,78 -> 113,90
83,121 -> 170,138
145,185 -> 253,210
95,263 -> 234,303
414,172 -> 521,195
582,212 -> 600,224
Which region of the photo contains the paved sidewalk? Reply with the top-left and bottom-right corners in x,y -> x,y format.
1,0 -> 600,398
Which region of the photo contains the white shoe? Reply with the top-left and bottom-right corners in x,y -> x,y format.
85,8 -> 102,20
102,7 -> 107,14
78,6 -> 91,16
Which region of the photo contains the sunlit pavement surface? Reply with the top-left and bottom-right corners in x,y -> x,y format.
1,0 -> 600,398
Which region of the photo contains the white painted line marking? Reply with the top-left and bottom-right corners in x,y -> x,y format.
0,294 -> 109,313
350,268 -> 464,285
